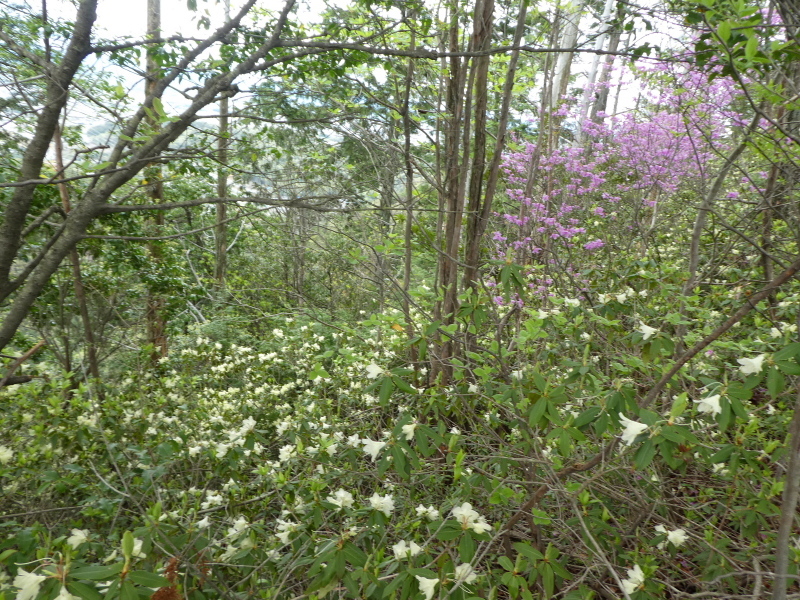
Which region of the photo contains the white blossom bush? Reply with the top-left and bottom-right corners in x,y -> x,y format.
1,284 -> 800,600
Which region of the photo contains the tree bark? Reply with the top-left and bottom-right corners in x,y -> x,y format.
215,0 -> 231,287
0,0 -> 98,299
145,0 -> 168,363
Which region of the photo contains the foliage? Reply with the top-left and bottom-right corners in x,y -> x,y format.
3,0 -> 800,598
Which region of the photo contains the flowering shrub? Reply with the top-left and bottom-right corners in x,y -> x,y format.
2,271 -> 800,599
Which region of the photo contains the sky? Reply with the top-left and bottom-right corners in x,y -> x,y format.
46,0 -> 344,39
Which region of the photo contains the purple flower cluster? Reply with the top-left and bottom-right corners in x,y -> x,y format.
489,63 -> 748,302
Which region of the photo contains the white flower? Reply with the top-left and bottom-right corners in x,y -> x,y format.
0,445 -> 13,464
326,489 -> 354,509
228,516 -> 249,536
695,394 -> 721,417
365,363 -> 384,379
511,369 -> 524,380
278,444 -> 296,463
392,540 -> 422,560
620,564 -> 645,594
369,493 -> 394,517
452,503 -> 491,534
197,516 -> 210,529
361,438 -> 386,462
272,328 -> 284,338
564,298 -> 580,306
638,322 -> 658,341
415,575 -> 439,600
56,586 -> 78,600
655,525 -> 688,548
275,519 -> 298,544
737,354 -> 766,375
468,384 -> 478,393
67,528 -> 90,549
401,421 -> 417,441
416,505 -> 441,520
453,563 -> 478,585
618,415 -> 648,446
131,538 -> 146,558
13,568 -> 47,600
771,327 -> 782,338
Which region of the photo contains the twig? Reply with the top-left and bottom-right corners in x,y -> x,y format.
0,340 -> 45,388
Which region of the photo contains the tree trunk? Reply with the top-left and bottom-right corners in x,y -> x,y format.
145,0 -> 168,363
550,0 -> 585,110
215,0 -> 231,288
432,0 -> 469,384
576,0 -> 615,143
54,124 -> 101,382
463,0 -> 528,290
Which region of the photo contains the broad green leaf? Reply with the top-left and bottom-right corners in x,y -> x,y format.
119,580 -> 138,600
745,35 -> 758,60
634,439 -> 656,470
67,582 -> 103,600
128,571 -> 171,588
768,367 -> 785,399
70,564 -> 124,580
718,20 -> 731,41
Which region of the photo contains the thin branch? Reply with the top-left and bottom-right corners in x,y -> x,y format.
96,195 -> 351,214
0,339 -> 45,388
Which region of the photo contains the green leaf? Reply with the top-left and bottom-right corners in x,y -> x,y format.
70,564 -> 124,580
528,398 -> 548,427
670,393 -> 688,418
459,533 -> 475,562
378,377 -> 394,405
549,560 -> 572,579
382,572 -> 406,598
776,360 -> 800,375
728,394 -> 748,421
531,508 -> 551,525
127,571 -> 171,588
393,376 -> 415,394
513,542 -> 543,562
541,563 -> 554,598
710,444 -> 736,464
121,531 -> 134,560
342,542 -> 368,568
436,522 -> 463,541
768,367 -> 785,399
775,343 -> 800,361
659,425 -> 685,444
498,556 -> 514,572
531,370 -> 547,392
634,439 -> 656,470
574,406 -> 600,429
119,580 -> 138,600
745,35 -> 758,60
67,582 -> 103,600
718,20 -> 731,42
0,549 -> 16,562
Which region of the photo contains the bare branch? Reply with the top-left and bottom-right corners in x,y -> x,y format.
97,195 -> 351,214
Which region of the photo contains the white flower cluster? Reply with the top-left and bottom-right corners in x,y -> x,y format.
620,564 -> 645,595
655,524 -> 688,548
451,502 -> 491,534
